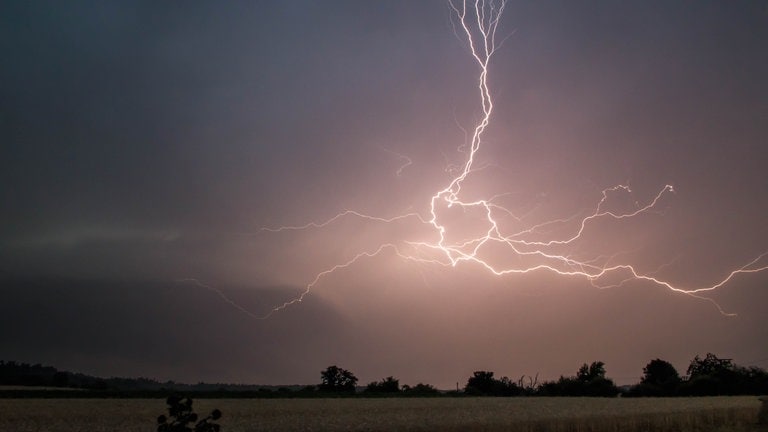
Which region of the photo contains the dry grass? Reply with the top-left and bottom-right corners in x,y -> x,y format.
0,396 -> 762,432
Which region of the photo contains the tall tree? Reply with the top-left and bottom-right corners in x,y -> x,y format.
319,365 -> 358,393
686,353 -> 733,379
642,359 -> 680,387
577,361 -> 606,382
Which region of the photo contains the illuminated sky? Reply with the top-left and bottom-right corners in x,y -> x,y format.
2,1 -> 767,388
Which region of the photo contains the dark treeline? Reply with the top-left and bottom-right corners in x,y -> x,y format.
627,354 -> 768,397
2,353 -> 767,398
0,360 -> 109,390
312,355 -> 768,397
0,360 -> 298,394
455,355 -> 767,397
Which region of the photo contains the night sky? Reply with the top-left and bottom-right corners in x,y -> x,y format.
2,1 -> 767,388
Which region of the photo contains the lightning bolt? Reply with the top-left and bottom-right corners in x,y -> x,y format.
259,210 -> 428,233
189,0 -> 767,319
379,146 -> 413,177
177,278 -> 266,320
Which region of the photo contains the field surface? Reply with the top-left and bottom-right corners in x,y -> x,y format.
0,396 -> 762,432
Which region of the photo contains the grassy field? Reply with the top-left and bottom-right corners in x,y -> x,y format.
0,396 -> 762,432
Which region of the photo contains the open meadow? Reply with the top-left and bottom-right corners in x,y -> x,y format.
0,396 -> 763,432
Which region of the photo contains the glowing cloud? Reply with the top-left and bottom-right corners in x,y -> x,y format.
242,0 -> 767,319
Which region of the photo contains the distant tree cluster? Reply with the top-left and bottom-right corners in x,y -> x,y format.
627,353 -> 768,397
0,360 -> 107,390
0,360 -> 286,394
313,366 -> 438,396
400,383 -> 440,396
464,371 -> 526,396
317,354 -> 767,398
537,361 -> 619,397
365,376 -> 400,394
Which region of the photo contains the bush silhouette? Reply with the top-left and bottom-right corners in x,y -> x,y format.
365,376 -> 400,394
464,371 -> 521,396
538,361 -> 618,397
157,395 -> 222,432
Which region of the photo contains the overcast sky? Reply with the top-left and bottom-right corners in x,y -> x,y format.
2,0 -> 767,388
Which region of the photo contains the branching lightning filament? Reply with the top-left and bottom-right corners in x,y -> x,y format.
197,0 -> 768,319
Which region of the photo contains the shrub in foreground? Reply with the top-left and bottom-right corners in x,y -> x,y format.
157,395 -> 222,432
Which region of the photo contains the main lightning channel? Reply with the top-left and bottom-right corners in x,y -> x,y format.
198,0 -> 768,320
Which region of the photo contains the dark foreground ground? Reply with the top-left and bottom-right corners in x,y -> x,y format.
0,396 -> 765,432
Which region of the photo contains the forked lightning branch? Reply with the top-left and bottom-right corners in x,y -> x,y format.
195,0 -> 768,319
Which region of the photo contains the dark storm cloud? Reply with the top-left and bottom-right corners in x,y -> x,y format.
2,2 -> 256,234
1,2 -> 275,280
0,0 -> 462,278
0,278 -> 353,383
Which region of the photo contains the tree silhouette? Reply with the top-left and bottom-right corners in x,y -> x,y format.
577,361 -> 606,382
539,361 -> 618,397
402,382 -> 439,396
686,353 -> 733,379
156,395 -> 221,432
679,353 -> 735,395
626,358 -> 682,396
464,371 -> 521,396
465,371 -> 496,395
319,365 -> 357,394
679,353 -> 768,396
642,359 -> 680,386
365,376 -> 400,394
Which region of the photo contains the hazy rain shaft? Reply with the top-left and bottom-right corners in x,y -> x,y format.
1,1 -> 767,388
